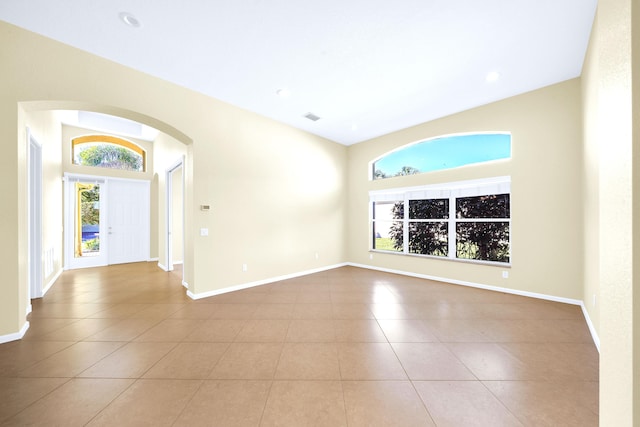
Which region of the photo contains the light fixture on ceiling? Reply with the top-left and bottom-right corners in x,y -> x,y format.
486,71 -> 501,83
304,112 -> 321,122
119,12 -> 141,28
351,124 -> 359,131
276,88 -> 291,98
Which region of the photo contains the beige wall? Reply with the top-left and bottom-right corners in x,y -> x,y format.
347,79 -> 584,300
581,0 -> 638,425
193,113 -> 347,292
634,4 -> 640,424
581,14 -> 600,340
0,21 -> 347,337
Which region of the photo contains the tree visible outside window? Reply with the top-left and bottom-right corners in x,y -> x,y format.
456,194 -> 510,262
371,180 -> 511,264
75,183 -> 101,257
372,202 -> 403,252
72,135 -> 145,172
372,133 -> 511,180
77,144 -> 142,171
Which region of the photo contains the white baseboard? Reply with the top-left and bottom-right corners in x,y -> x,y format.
26,304 -> 32,316
157,262 -> 168,272
0,321 -> 30,344
42,269 -> 63,296
580,303 -> 600,352
182,260 -> 601,351
348,262 -> 583,305
182,280 -> 189,289
148,257 -> 159,262
348,262 -> 600,350
186,263 -> 348,300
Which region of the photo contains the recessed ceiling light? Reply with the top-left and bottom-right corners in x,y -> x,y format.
351,124 -> 359,131
276,88 -> 291,98
304,112 -> 321,122
486,71 -> 501,83
119,12 -> 141,28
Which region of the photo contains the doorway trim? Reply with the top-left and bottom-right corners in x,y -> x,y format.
165,156 -> 185,285
27,128 -> 43,304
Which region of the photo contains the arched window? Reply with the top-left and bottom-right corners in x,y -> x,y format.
372,132 -> 511,180
72,135 -> 146,172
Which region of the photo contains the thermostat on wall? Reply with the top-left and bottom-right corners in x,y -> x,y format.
200,205 -> 211,211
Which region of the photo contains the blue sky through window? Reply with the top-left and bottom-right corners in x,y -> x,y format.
373,133 -> 511,178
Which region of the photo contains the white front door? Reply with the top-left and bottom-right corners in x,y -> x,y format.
65,176 -> 150,269
107,179 -> 150,265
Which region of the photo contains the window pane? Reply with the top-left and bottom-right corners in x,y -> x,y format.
456,194 -> 510,219
74,143 -> 143,171
373,201 -> 403,220
373,221 -> 403,251
456,222 -> 510,262
75,183 -> 101,258
409,199 -> 449,219
408,222 -> 448,256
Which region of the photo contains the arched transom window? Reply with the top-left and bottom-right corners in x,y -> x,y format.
372,132 -> 511,180
72,135 -> 146,172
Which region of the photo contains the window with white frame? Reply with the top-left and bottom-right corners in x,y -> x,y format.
370,177 -> 511,264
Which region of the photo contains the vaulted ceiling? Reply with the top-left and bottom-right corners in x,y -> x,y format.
0,0 -> 597,145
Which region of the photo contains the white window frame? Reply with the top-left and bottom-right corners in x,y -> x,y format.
370,177 -> 511,266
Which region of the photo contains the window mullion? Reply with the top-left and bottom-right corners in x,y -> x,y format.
448,196 -> 456,259
403,198 -> 409,254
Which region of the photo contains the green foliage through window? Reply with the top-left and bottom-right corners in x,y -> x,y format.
77,145 -> 142,171
72,135 -> 145,172
80,185 -> 100,225
371,180 -> 510,263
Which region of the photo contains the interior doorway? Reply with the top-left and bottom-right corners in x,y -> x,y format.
165,157 -> 185,282
27,128 -> 43,300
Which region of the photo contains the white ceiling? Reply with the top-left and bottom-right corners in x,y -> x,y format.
0,0 -> 597,145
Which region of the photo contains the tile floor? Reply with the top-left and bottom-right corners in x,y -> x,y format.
0,263 -> 599,426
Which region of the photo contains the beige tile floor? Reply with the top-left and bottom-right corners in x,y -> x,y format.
0,263 -> 599,426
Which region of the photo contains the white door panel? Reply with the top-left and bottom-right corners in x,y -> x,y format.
108,179 -> 150,265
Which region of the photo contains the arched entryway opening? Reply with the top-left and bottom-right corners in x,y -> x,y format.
18,101 -> 194,305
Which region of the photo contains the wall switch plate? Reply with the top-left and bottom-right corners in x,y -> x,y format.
502,270 -> 509,279
200,228 -> 209,236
